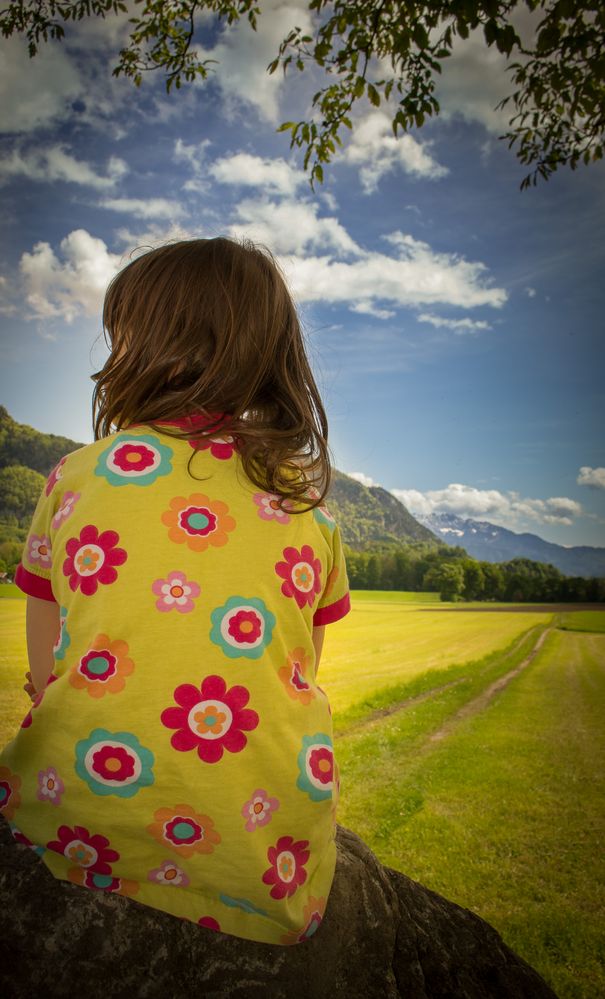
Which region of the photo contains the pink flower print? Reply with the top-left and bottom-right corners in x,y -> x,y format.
63,524 -> 127,596
196,435 -> 237,461
21,673 -> 58,729
262,835 -> 310,900
90,744 -> 136,783
228,609 -> 262,644
161,674 -> 259,764
113,442 -> 157,472
47,824 -> 119,874
275,545 -> 322,609
152,571 -> 200,613
242,789 -> 280,832
253,492 -> 294,524
148,860 -> 190,887
27,534 -> 52,569
37,767 -> 65,806
198,916 -> 221,932
45,456 -> 67,496
51,491 -> 81,529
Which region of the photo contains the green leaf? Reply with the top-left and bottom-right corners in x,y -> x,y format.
367,83 -> 380,107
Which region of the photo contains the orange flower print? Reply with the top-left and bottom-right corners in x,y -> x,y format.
69,635 -> 134,698
161,494 -> 236,552
147,804 -> 221,859
278,648 -> 316,705
280,895 -> 327,945
323,565 -> 339,600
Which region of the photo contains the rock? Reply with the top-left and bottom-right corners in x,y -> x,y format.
0,819 -> 558,998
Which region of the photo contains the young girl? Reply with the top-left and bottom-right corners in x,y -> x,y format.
0,237 -> 350,947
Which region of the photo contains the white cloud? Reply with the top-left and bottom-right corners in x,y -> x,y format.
525,287 -> 537,298
418,312 -> 492,333
195,0 -> 313,123
224,191 -> 506,311
344,111 -> 448,192
209,153 -> 307,196
351,302 -> 396,320
577,466 -> 605,490
0,37 -> 84,134
347,471 -> 381,488
278,230 -> 506,311
229,197 -> 359,256
19,229 -> 123,322
100,198 -> 185,220
0,146 -> 127,189
391,482 -> 584,529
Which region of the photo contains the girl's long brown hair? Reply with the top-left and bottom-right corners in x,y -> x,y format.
92,237 -> 331,509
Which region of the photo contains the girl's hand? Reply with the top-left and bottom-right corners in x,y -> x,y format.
23,671 -> 37,702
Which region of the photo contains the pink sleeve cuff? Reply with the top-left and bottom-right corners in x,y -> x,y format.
15,563 -> 56,602
313,591 -> 351,627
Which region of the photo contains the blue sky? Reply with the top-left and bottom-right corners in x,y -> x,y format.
1,2 -> 604,548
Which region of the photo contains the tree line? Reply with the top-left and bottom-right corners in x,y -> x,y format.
344,542 -> 605,603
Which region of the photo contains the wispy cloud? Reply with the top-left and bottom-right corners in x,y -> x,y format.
418,312 -> 492,333
0,145 -> 128,190
391,482 -> 584,528
100,198 -> 185,220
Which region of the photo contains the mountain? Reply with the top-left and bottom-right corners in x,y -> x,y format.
0,406 -> 84,475
416,511 -> 605,579
326,470 -> 439,548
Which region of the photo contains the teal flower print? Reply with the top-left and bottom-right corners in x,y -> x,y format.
210,596 -> 276,660
313,505 -> 336,532
53,607 -> 71,661
75,728 -> 154,798
296,733 -> 334,802
219,893 -> 269,917
95,434 -> 173,487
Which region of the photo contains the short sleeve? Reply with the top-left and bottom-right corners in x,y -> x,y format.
14,468 -> 61,603
313,522 -> 351,627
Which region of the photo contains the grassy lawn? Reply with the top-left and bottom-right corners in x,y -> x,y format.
1,591 -> 603,997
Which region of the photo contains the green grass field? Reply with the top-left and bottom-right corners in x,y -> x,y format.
1,591 -> 603,997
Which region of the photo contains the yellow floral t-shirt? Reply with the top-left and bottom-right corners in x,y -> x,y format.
0,416 -> 350,946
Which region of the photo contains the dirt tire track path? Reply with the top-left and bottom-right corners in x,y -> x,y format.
429,626 -> 553,743
335,626 -> 543,740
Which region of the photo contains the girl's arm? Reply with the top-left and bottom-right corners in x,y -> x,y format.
312,625 -> 325,672
26,595 -> 60,694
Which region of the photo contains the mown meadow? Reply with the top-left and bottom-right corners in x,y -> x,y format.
1,586 -> 603,998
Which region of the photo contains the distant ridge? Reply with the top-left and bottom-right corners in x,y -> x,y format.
416,510 -> 605,579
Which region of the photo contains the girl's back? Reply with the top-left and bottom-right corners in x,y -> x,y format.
0,237 -> 350,946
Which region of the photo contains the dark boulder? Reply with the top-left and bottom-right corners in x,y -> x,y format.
0,819 -> 558,998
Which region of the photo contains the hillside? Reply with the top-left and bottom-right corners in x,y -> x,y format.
326,470 -> 439,549
0,406 -> 84,475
